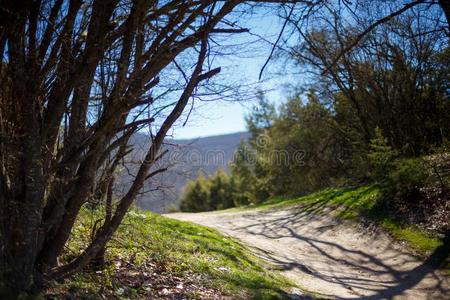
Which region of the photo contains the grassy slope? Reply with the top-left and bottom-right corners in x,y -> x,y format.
53,209 -> 293,299
236,185 -> 443,254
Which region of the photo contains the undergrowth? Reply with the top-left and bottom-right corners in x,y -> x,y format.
48,208 -> 294,299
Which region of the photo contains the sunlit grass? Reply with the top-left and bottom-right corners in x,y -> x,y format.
62,208 -> 294,299
379,218 -> 443,253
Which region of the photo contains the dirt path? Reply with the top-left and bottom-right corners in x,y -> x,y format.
167,206 -> 449,299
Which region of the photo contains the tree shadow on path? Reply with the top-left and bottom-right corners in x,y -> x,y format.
339,229 -> 450,299
230,205 -> 450,299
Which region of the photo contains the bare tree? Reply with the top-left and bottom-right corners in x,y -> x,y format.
0,0 -> 324,297
287,0 -> 449,152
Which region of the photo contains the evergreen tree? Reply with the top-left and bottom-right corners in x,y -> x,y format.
180,174 -> 211,212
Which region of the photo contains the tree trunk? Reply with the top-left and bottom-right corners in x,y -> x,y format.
0,0 -> 268,296
88,176 -> 114,270
1,23 -> 45,297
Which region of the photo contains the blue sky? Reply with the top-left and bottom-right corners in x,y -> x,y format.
170,9 -> 295,139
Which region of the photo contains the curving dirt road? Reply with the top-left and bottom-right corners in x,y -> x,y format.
167,205 -> 450,299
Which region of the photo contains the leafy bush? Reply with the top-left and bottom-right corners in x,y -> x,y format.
166,204 -> 179,213
229,93 -> 354,203
386,158 -> 428,197
368,127 -> 399,182
179,174 -> 211,212
179,169 -> 237,212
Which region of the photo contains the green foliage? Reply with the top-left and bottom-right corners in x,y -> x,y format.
193,87 -> 446,209
368,127 -> 399,181
367,130 -> 438,215
228,91 -> 361,204
386,158 -> 428,198
60,208 -> 293,299
245,92 -> 276,140
179,173 -> 211,212
209,169 -> 235,210
179,169 -> 238,212
367,129 -> 429,197
265,94 -> 343,195
229,140 -> 256,204
167,204 -> 179,213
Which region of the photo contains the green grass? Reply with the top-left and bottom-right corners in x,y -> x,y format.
379,218 -> 443,253
58,208 -> 294,299
235,185 -> 443,255
237,185 -> 379,216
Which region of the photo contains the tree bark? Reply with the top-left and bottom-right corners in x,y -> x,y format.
0,0 -> 246,295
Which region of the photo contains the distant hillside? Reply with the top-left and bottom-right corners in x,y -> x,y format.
117,132 -> 249,213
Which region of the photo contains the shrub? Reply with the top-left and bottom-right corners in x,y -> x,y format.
166,204 -> 179,213
179,174 -> 211,212
386,158 -> 428,198
179,169 -> 238,212
368,127 -> 399,182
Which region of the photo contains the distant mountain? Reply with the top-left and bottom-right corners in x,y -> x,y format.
117,132 -> 249,213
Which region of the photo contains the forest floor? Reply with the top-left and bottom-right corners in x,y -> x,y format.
168,197 -> 450,299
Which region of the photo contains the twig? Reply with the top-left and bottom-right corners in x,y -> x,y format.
321,0 -> 427,75
259,4 -> 296,80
